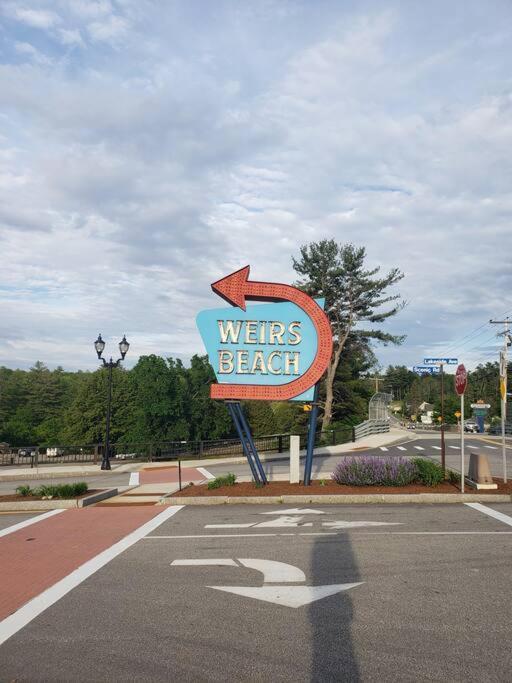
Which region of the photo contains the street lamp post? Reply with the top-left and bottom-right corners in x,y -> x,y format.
94,333 -> 130,470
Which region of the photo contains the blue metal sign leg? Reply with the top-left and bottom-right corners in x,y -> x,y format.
303,383 -> 320,485
235,403 -> 268,485
226,402 -> 260,484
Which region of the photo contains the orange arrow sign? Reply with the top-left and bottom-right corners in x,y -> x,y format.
210,265 -> 333,401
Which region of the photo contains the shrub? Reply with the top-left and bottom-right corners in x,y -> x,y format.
412,458 -> 445,487
447,469 -> 461,485
332,456 -> 418,487
16,485 -> 33,497
207,473 -> 236,490
34,482 -> 88,498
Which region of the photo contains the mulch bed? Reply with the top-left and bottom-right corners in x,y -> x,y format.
171,479 -> 512,497
0,489 -> 100,503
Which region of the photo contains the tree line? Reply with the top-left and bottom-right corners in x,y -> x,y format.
1,239 -> 412,446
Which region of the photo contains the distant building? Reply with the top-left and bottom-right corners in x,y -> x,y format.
418,402 -> 434,425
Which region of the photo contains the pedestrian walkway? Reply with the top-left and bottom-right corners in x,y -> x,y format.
97,465 -> 210,506
0,507 -> 165,621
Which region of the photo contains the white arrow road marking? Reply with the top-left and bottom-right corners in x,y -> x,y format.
171,559 -> 237,567
256,516 -> 312,528
260,508 -> 327,515
208,583 -> 363,608
322,521 -> 402,529
238,558 -> 305,583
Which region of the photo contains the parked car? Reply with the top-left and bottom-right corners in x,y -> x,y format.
464,421 -> 478,433
406,423 -> 416,430
17,447 -> 39,457
46,447 -> 65,457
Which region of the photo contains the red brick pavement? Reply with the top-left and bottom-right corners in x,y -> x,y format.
0,507 -> 163,621
139,466 -> 207,484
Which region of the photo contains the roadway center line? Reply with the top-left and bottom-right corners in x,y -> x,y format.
464,502 -> 512,527
143,530 -> 512,539
0,509 -> 64,539
0,505 -> 184,647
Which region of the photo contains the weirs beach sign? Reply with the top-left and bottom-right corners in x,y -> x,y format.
196,266 -> 333,401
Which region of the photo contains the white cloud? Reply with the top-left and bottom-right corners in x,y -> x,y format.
0,1 -> 512,371
5,5 -> 61,29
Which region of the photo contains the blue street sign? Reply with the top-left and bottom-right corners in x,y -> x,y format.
423,357 -> 458,365
413,365 -> 440,375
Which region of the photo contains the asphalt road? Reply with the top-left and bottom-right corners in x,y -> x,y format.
205,433 -> 511,480
1,502 -> 511,681
0,433 -> 509,491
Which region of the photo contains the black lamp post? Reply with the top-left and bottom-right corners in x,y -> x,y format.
94,333 -> 130,470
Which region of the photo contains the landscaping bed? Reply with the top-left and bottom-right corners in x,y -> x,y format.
172,478 -> 512,498
0,489 -> 100,503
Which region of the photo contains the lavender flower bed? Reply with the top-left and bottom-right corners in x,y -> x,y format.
332,456 -> 418,487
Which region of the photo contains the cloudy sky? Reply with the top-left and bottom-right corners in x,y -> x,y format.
1,0 -> 511,373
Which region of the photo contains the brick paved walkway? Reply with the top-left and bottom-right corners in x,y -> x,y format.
0,507 -> 163,621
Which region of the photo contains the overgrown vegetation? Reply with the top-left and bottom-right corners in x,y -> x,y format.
412,458 -> 445,487
14,482 -> 88,498
207,473 -> 236,490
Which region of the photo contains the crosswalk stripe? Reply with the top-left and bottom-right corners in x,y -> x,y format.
379,447 -> 388,451
413,446 -> 425,451
396,446 -> 407,451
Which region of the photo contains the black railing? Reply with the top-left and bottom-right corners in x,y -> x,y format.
0,427 -> 353,467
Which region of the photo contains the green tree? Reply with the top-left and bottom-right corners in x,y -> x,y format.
293,240 -> 405,429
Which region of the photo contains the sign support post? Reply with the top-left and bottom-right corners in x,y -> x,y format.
455,364 -> 467,493
304,383 -> 320,486
423,357 -> 458,476
490,318 -> 510,483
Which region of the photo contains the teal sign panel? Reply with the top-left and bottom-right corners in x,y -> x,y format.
196,299 -> 325,401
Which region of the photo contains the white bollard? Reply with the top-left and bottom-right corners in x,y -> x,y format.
290,435 -> 300,484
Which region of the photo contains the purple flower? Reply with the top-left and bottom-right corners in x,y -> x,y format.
331,456 -> 418,487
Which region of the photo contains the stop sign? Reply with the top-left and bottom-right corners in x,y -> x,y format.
455,364 -> 467,396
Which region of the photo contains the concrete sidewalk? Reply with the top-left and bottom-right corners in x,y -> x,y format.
0,428 -> 409,481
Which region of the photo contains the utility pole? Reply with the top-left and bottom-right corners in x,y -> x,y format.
440,362 -> 445,474
367,375 -> 381,393
490,318 -> 511,483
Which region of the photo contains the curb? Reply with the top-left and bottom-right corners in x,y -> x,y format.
161,493 -> 512,505
0,488 -> 118,511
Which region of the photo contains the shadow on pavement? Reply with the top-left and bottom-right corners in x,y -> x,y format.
308,533 -> 360,682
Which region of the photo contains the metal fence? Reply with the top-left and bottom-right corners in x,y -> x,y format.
353,419 -> 390,441
0,427 -> 353,468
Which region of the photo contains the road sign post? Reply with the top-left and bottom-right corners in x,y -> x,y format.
455,364 -> 467,492
424,357 -> 458,475
500,350 -> 507,483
